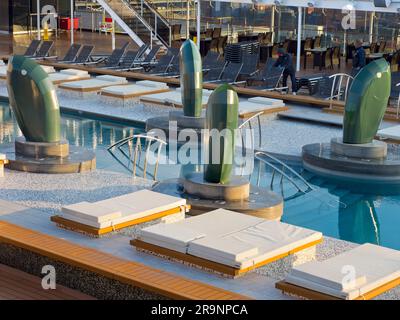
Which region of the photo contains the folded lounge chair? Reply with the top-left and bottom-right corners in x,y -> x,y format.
51,189 -> 191,236
132,209 -> 322,277
276,243 -> 400,300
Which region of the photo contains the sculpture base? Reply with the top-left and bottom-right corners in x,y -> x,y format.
183,172 -> 250,201
331,137 -> 387,159
145,111 -> 206,144
15,137 -> 69,158
152,178 -> 283,220
0,142 -> 96,174
302,142 -> 400,183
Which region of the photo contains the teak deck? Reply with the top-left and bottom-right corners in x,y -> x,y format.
275,279 -> 400,300
131,238 -> 323,277
0,263 -> 95,300
0,221 -> 249,300
39,60 -> 345,108
51,206 -> 187,236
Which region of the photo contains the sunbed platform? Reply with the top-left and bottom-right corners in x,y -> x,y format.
51,189 -> 190,236
48,69 -> 91,85
276,243 -> 400,300
58,75 -> 128,94
132,209 -> 322,277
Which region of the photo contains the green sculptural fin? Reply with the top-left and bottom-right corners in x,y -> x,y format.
180,39 -> 203,118
204,84 -> 239,184
343,58 -> 390,144
6,55 -> 61,143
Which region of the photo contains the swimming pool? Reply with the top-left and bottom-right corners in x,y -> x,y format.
0,102 -> 399,251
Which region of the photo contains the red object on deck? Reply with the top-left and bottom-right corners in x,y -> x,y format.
105,17 -> 113,23
59,17 -> 79,30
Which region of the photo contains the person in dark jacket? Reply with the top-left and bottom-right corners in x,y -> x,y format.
353,40 -> 366,71
274,48 -> 297,94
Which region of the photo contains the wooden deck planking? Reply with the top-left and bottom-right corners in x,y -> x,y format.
0,264 -> 94,300
0,221 -> 250,300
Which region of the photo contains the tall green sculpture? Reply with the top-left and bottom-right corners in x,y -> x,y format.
6,55 -> 61,143
343,58 -> 390,144
204,84 -> 239,184
180,39 -> 203,118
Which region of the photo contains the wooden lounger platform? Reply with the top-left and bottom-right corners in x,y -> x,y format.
275,278 -> 400,300
100,87 -> 170,99
51,205 -> 188,237
0,263 -> 95,300
0,221 -> 249,300
323,106 -> 400,122
239,105 -> 289,118
131,237 -> 322,278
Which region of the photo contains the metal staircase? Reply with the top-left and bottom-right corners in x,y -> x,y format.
96,0 -> 171,48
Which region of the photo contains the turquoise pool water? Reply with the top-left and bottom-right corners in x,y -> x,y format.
0,102 -> 399,250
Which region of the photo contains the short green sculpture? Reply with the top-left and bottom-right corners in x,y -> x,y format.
6,55 -> 61,143
204,84 -> 239,184
343,58 -> 390,144
180,39 -> 203,118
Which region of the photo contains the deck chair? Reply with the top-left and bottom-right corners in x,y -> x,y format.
203,61 -> 226,82
276,243 -> 400,300
207,62 -> 243,85
110,50 -> 140,71
68,45 -> 94,65
23,40 -> 42,57
247,58 -> 277,84
57,44 -> 82,62
249,66 -> 286,91
29,41 -> 54,59
136,43 -> 149,61
240,52 -> 259,77
146,53 -> 175,75
133,45 -> 161,67
99,48 -> 127,69
203,51 -> 220,70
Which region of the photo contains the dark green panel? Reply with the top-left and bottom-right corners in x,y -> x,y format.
204,84 -> 239,184
343,58 -> 390,144
180,39 -> 203,118
6,55 -> 61,143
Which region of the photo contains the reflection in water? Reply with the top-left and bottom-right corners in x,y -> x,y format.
338,197 -> 380,245
0,103 -> 137,151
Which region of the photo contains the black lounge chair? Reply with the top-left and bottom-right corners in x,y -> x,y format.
23,40 -> 42,57
203,61 -> 226,82
31,41 -> 54,59
240,52 -> 259,77
248,66 -> 286,91
68,45 -> 94,65
202,51 -> 220,70
247,58 -> 277,83
110,50 -> 141,71
310,76 -> 337,100
100,48 -> 127,68
206,62 -> 243,85
146,53 -> 175,75
133,46 -> 161,68
136,44 -> 149,61
45,43 -> 82,63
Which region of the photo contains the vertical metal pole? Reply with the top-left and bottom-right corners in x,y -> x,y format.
186,0 -> 190,39
296,6 -> 302,72
196,0 -> 200,47
369,12 -> 374,43
112,21 -> 115,50
37,0 -> 41,40
271,5 -> 275,43
70,0 -> 74,45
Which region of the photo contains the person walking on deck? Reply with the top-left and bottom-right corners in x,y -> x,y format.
274,48 -> 297,95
